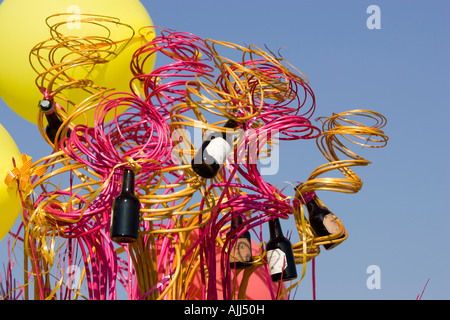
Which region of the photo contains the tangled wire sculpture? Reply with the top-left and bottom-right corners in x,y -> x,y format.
1,25 -> 388,300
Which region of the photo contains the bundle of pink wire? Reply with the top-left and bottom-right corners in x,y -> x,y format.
4,29 -> 325,300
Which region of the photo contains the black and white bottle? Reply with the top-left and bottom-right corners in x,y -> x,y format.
191,119 -> 238,178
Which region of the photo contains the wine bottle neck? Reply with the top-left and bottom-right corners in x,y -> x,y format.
305,197 -> 318,212
121,169 -> 136,195
268,218 -> 284,238
306,196 -> 331,216
39,100 -> 63,129
231,215 -> 243,229
45,112 -> 63,129
224,119 -> 238,129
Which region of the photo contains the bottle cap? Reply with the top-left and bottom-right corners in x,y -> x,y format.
224,118 -> 239,129
294,184 -> 316,204
39,99 -> 54,114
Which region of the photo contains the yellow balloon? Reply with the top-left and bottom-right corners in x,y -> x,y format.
0,124 -> 22,242
0,0 -> 155,126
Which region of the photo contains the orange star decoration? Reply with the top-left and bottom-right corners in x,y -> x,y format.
4,153 -> 47,195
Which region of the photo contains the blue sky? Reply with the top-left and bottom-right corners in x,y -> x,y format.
0,0 -> 449,300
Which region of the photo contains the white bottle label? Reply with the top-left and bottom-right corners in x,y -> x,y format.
323,214 -> 340,234
267,248 -> 287,275
204,137 -> 231,165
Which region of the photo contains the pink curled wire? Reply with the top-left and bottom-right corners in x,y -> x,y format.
215,57 -> 316,123
131,29 -> 215,119
62,92 -> 172,178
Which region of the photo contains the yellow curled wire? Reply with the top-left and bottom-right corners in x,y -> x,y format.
292,109 -> 388,263
30,13 -> 137,130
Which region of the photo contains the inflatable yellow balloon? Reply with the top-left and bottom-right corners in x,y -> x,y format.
0,124 -> 22,242
0,0 -> 155,126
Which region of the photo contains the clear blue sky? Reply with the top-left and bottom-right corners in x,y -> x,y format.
0,0 -> 449,300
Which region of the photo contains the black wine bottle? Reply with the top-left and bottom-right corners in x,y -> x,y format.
39,99 -> 70,144
191,119 -> 238,178
305,195 -> 345,250
266,218 -> 297,282
110,169 -> 141,243
228,215 -> 253,269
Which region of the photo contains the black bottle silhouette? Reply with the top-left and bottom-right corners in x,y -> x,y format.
191,119 -> 237,178
110,169 -> 141,243
266,218 -> 297,282
228,215 -> 253,269
39,99 -> 70,144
